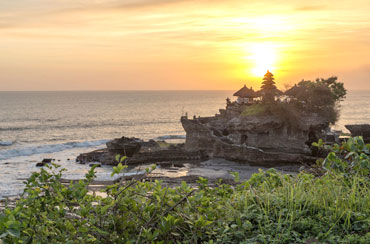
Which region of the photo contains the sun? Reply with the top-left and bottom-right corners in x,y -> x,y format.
249,43 -> 277,77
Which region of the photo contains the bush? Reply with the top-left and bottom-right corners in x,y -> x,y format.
313,136 -> 370,178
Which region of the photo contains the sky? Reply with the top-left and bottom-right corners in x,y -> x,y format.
0,0 -> 369,91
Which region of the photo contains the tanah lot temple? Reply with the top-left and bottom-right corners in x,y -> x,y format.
224,70 -> 283,115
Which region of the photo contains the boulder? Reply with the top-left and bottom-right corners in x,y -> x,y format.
345,124 -> 370,143
36,162 -> 47,167
77,149 -> 116,165
106,136 -> 143,157
36,158 -> 53,167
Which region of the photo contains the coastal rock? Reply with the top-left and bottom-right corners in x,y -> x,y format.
345,124 -> 370,143
181,110 -> 328,164
77,138 -> 205,166
36,158 -> 53,167
106,136 -> 143,157
77,149 -> 115,165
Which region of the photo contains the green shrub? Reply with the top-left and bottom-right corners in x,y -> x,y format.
313,136 -> 370,177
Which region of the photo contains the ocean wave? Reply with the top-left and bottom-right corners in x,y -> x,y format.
0,121 -> 133,132
0,120 -> 175,132
0,141 -> 14,146
154,135 -> 186,140
0,139 -> 108,161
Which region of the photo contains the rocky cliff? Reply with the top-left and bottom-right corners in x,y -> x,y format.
181,106 -> 330,164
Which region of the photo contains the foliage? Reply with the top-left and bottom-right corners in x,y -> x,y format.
284,77 -> 346,124
296,77 -> 346,104
313,136 -> 370,178
1,139 -> 370,243
316,76 -> 347,102
266,102 -> 301,128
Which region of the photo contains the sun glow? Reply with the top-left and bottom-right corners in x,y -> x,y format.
249,43 -> 278,77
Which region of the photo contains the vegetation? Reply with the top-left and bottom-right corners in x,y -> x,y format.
286,76 -> 347,124
241,75 -> 346,126
241,104 -> 266,116
1,138 -> 369,244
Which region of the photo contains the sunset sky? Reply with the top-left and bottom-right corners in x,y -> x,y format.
0,0 -> 369,91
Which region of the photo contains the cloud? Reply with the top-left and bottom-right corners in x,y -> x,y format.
295,5 -> 327,11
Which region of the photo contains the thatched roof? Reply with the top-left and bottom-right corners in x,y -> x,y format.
257,88 -> 283,96
233,85 -> 257,98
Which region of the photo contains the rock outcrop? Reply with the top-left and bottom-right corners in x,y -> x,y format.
106,136 -> 143,156
181,107 -> 329,164
77,136 -> 206,166
345,124 -> 370,143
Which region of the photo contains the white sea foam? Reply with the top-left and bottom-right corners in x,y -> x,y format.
0,140 -> 108,161
0,141 -> 13,146
154,135 -> 186,140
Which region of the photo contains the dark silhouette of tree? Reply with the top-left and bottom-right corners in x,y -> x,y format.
316,76 -> 347,101
285,77 -> 346,124
260,70 -> 281,103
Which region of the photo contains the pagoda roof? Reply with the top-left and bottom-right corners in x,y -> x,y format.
233,85 -> 257,98
264,70 -> 274,78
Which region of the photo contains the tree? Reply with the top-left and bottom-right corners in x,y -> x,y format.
260,70 -> 281,103
316,76 -> 347,102
291,77 -> 346,124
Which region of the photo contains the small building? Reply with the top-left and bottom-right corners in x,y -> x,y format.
233,84 -> 257,104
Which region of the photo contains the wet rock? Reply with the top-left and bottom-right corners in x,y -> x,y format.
36,158 -> 54,166
345,124 -> 370,143
156,161 -> 173,168
89,163 -> 102,167
77,138 -> 205,166
142,139 -> 159,148
106,136 -> 143,157
77,149 -> 115,165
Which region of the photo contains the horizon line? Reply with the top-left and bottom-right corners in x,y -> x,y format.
0,89 -> 235,92
0,88 -> 368,92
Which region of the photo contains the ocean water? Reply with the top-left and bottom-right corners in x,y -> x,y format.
0,90 -> 369,199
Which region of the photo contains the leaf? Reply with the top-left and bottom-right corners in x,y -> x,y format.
120,156 -> 127,163
7,228 -> 20,238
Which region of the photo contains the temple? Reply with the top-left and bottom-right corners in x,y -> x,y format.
230,70 -> 282,107
233,85 -> 257,104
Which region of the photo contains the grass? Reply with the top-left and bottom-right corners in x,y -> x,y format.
241,104 -> 266,116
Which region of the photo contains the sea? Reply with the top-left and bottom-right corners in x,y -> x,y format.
0,90 -> 369,199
